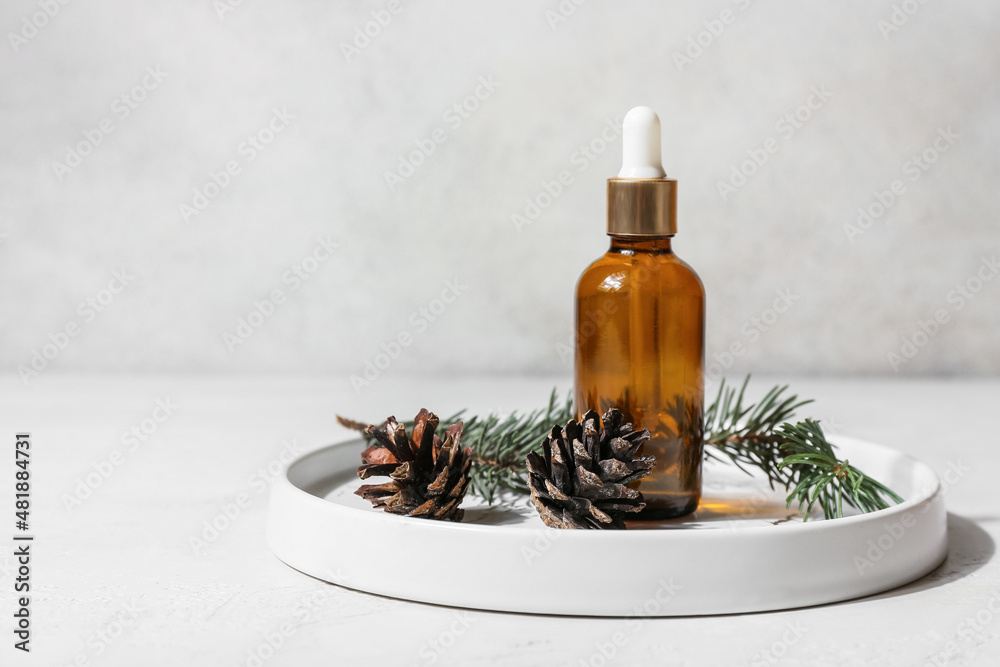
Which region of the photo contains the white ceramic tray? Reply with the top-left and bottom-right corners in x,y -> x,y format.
266,436 -> 947,616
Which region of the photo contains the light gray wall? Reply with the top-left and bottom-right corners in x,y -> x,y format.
2,0 -> 998,387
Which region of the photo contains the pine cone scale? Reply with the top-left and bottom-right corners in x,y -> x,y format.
357,463 -> 398,480
426,468 -> 450,494
388,420 -> 414,462
527,408 -> 655,530
390,464 -> 418,483
355,481 -> 398,498
410,408 -> 438,470
355,411 -> 472,522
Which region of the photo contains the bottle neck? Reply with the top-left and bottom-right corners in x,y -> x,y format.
609,235 -> 673,255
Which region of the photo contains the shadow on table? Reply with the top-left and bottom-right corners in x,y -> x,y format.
846,512 -> 994,604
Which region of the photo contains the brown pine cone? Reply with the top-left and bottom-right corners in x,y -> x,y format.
355,409 -> 471,521
526,408 -> 654,529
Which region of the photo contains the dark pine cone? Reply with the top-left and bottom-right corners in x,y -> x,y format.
526,408 -> 654,529
355,409 -> 471,521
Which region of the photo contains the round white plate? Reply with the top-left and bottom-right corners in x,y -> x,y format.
266,436 -> 946,616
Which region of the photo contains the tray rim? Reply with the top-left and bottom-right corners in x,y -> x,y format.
267,433 -> 948,615
277,434 -> 941,536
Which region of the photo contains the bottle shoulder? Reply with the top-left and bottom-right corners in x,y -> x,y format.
669,253 -> 705,293
577,249 -> 704,297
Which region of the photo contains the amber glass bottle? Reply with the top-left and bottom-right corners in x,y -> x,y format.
574,107 -> 705,520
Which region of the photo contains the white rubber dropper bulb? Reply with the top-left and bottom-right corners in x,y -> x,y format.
617,106 -> 667,178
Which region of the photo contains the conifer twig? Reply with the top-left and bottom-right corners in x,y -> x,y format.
776,419 -> 903,520
337,389 -> 573,504
702,376 -> 812,490
336,377 -> 903,520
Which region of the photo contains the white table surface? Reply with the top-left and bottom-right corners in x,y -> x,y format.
2,374 -> 998,666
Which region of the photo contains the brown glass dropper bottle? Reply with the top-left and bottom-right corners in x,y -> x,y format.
574,106 -> 705,520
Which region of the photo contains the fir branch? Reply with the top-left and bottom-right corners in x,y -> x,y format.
776,419 -> 904,521
336,376 -> 904,521
336,389 -> 574,504
700,378 -> 902,519
702,376 -> 813,490
459,389 -> 574,503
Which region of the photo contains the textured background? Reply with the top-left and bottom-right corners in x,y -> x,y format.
2,0 -> 998,388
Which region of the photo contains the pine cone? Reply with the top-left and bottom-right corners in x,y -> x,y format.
355,409 -> 471,521
526,408 -> 654,529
